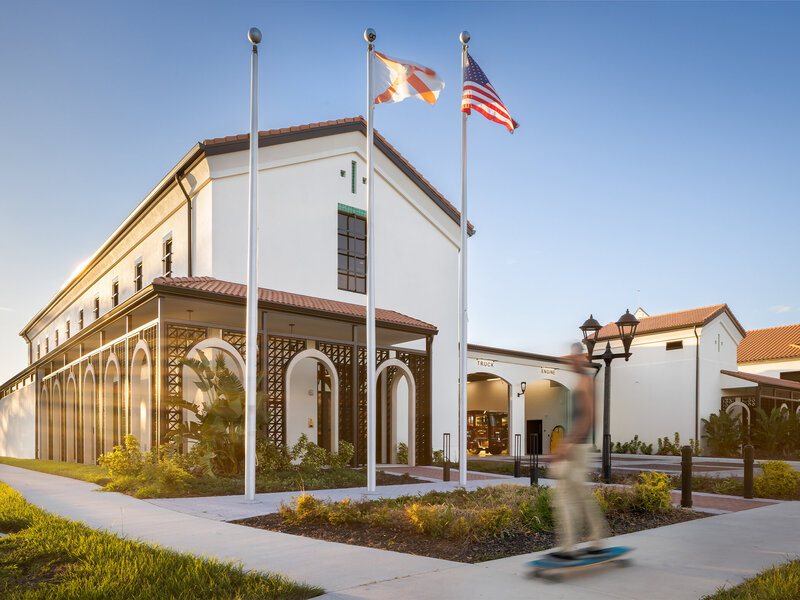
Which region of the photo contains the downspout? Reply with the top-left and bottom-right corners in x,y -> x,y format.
694,325 -> 700,441
174,173 -> 193,277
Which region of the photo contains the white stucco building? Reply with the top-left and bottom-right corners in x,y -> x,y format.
2,118 -> 799,463
0,118 -> 585,464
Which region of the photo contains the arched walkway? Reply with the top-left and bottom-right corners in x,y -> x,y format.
83,365 -> 97,464
285,349 -> 340,452
130,340 -> 152,452
39,385 -> 50,460
103,354 -> 121,454
65,374 -> 78,462
376,358 -> 416,466
52,381 -> 63,462
466,371 -> 512,456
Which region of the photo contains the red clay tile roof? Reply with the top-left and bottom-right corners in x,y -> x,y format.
596,304 -> 746,340
202,117 -> 473,232
737,324 -> 800,363
152,277 -> 436,332
721,369 -> 800,392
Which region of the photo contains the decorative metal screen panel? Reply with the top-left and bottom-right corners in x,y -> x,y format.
266,336 -> 307,445
222,329 -> 262,373
353,348 -> 390,464
318,342 -> 355,449
397,351 -> 430,464
164,324 -> 207,442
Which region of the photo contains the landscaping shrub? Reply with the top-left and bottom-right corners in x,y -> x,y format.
519,487 -> 554,532
657,432 -> 701,456
98,434 -> 145,477
753,460 -> 800,499
701,409 -> 743,457
406,503 -> 453,538
612,434 -> 653,455
751,407 -> 794,458
632,472 -> 672,512
592,487 -> 634,514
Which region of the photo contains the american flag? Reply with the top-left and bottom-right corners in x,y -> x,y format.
461,53 -> 519,132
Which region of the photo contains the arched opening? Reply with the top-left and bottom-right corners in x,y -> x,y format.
524,379 -> 570,455
39,385 -> 50,460
103,355 -> 121,454
130,341 -> 153,453
52,381 -> 63,461
466,372 -> 511,456
83,366 -> 97,464
65,375 -> 78,462
376,358 -> 416,466
285,349 -> 339,452
726,400 -> 751,443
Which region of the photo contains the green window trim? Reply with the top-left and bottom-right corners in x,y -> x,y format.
351,160 -> 357,194
337,203 -> 366,218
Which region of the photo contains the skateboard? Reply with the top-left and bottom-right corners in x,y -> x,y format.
527,546 -> 633,579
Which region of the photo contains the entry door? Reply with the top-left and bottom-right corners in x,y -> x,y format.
526,419 -> 543,455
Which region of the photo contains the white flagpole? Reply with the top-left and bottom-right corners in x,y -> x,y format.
364,27 -> 377,493
244,27 -> 262,502
458,31 -> 470,487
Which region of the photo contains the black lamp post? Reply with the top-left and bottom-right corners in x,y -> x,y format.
580,310 -> 639,483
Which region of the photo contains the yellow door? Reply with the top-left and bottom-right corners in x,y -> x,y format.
550,425 -> 565,453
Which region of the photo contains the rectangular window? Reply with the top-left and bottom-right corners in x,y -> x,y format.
78,309 -> 84,330
65,320 -> 70,339
666,341 -> 683,351
351,160 -> 357,194
55,330 -> 59,346
93,295 -> 100,320
337,209 -> 367,294
162,236 -> 173,276
134,259 -> 143,292
112,279 -> 119,307
45,338 -> 49,353
37,344 -> 40,360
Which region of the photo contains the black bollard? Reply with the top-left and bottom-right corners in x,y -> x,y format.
530,433 -> 539,485
680,445 -> 692,508
743,445 -> 754,499
513,434 -> 521,478
442,433 -> 451,482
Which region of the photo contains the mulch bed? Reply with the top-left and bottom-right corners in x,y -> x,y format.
235,508 -> 707,563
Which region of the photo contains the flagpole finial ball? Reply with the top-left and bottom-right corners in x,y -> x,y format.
460,31 -> 470,44
247,28 -> 262,45
364,28 -> 376,43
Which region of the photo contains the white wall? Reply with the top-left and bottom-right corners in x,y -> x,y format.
593,331 -> 698,447
0,382 -> 36,458
525,380 -> 569,453
739,358 -> 800,379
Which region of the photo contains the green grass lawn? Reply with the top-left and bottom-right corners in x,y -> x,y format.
0,457 -> 111,486
0,482 -> 322,599
702,559 -> 800,599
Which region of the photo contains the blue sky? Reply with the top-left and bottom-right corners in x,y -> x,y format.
0,1 -> 798,382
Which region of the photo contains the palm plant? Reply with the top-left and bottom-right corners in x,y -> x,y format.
701,409 -> 742,457
750,406 -> 791,458
169,352 -> 269,475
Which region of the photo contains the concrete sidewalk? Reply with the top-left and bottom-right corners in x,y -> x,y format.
2,463 -> 799,599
